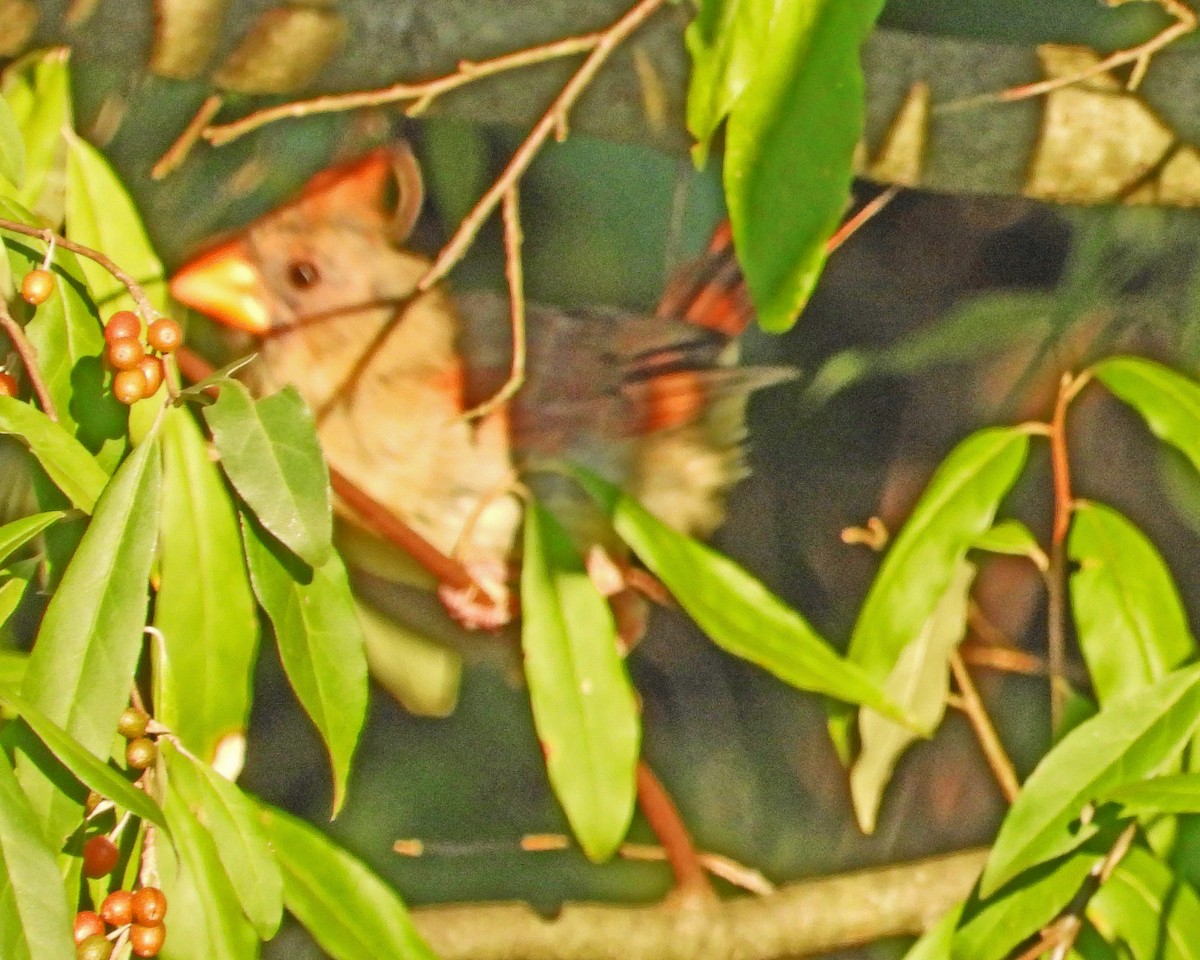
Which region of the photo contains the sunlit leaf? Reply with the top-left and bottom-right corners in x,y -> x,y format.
0,48 -> 71,219
0,757 -> 75,960
1069,500 -> 1194,703
205,381 -> 332,568
851,559 -> 975,833
981,664 -> 1200,897
0,510 -> 63,566
242,514 -> 366,816
521,502 -> 638,862
570,466 -> 905,719
0,567 -> 31,628
1088,847 -> 1200,960
260,804 -> 438,960
16,426 -> 161,846
357,598 -> 461,718
900,904 -> 960,960
154,407 -> 258,762
1102,773 -> 1200,815
973,520 -> 1046,568
161,742 -> 282,939
1093,356 -> 1200,476
0,94 -> 25,188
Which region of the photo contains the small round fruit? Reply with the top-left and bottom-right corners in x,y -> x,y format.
112,368 -> 148,406
20,268 -> 54,305
101,889 -> 133,927
104,311 -> 140,343
0,371 -> 17,397
117,707 -> 149,740
73,910 -> 105,944
76,933 -> 112,960
131,887 -> 167,926
137,356 -> 164,396
85,790 -> 104,816
146,318 -> 182,354
125,737 -> 156,771
106,337 -> 145,372
82,835 -> 119,878
129,922 -> 166,958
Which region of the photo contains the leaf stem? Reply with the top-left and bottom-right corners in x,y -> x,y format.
0,302 -> 58,420
635,760 -> 715,902
949,650 -> 1020,803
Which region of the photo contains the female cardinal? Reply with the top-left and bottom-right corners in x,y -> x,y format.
169,144 -> 789,636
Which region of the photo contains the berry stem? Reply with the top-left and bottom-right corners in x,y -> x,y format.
0,301 -> 58,419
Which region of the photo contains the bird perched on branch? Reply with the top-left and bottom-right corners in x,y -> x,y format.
170,144 -> 790,641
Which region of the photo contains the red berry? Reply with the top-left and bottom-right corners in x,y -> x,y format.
106,337 -> 145,372
104,311 -> 140,343
129,921 -> 166,957
73,910 -> 105,944
137,356 -> 164,396
125,737 -> 156,771
112,368 -> 148,405
146,318 -> 182,354
117,707 -> 149,740
76,933 -> 112,960
131,887 -> 167,926
82,835 -> 119,878
20,268 -> 54,305
100,889 -> 133,927
0,371 -> 17,397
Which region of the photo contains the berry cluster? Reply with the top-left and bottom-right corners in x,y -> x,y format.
103,311 -> 182,405
73,886 -> 168,959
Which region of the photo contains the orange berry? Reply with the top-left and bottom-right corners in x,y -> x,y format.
112,368 -> 148,405
146,318 -> 182,354
129,921 -> 166,957
131,887 -> 167,926
81,835 -> 119,878
0,371 -> 17,397
137,356 -> 164,396
100,889 -> 133,927
104,311 -> 140,343
106,337 -> 145,371
73,910 -> 105,944
20,268 -> 54,305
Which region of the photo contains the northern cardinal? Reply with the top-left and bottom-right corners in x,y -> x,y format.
169,144 -> 789,637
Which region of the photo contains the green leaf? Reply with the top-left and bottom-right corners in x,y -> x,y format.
0,510 -> 64,566
851,558 -> 975,833
833,427 -> 1029,757
260,804 -> 438,960
721,0 -> 885,330
357,598 -> 461,718
973,520 -> 1046,568
154,408 -> 259,762
520,502 -> 639,862
1093,356 -> 1200,476
0,651 -> 26,689
0,48 -> 71,220
17,426 -> 162,846
158,774 -> 259,960
161,742 -> 282,939
205,381 -> 332,568
1089,846 -> 1200,960
980,664 -> 1200,897
0,94 -> 26,188
0,397 -> 108,512
900,904 -> 960,960
0,757 -> 75,960
242,514 -> 367,816
0,682 -> 167,829
1102,774 -> 1200,815
1069,500 -> 1194,703
0,569 -> 31,628
64,131 -> 167,314
570,466 -> 905,719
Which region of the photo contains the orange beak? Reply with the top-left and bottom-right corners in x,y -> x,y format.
170,239 -> 272,335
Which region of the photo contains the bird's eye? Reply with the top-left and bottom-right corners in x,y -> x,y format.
287,260 -> 321,289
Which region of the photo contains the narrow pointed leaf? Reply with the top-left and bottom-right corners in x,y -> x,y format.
571,467 -> 904,718
0,510 -> 64,566
0,570 -> 30,628
1088,847 -> 1200,960
154,408 -> 258,762
0,682 -> 166,829
242,514 -> 366,816
973,520 -> 1046,567
0,397 -> 107,512
17,427 -> 161,845
205,382 -> 332,567
0,94 -> 25,188
0,758 -> 75,960
521,502 -> 639,862
1069,500 -> 1194,703
981,664 -> 1200,897
900,905 -> 960,960
357,598 -> 461,718
161,742 -> 282,939
259,804 -> 438,960
0,48 -> 71,218
1093,356 -> 1200,475
1103,774 -> 1200,815
851,559 -> 974,833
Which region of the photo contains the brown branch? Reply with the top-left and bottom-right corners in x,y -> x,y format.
949,650 -> 1020,803
0,302 -> 58,420
152,94 -> 224,180
411,847 -> 988,960
635,761 -> 714,902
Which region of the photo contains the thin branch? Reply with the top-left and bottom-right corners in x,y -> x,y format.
152,94 -> 224,180
949,650 -> 1020,803
825,184 -> 901,256
636,760 -> 715,902
0,302 -> 57,420
462,186 -> 527,420
0,218 -> 164,322
416,0 -> 668,294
